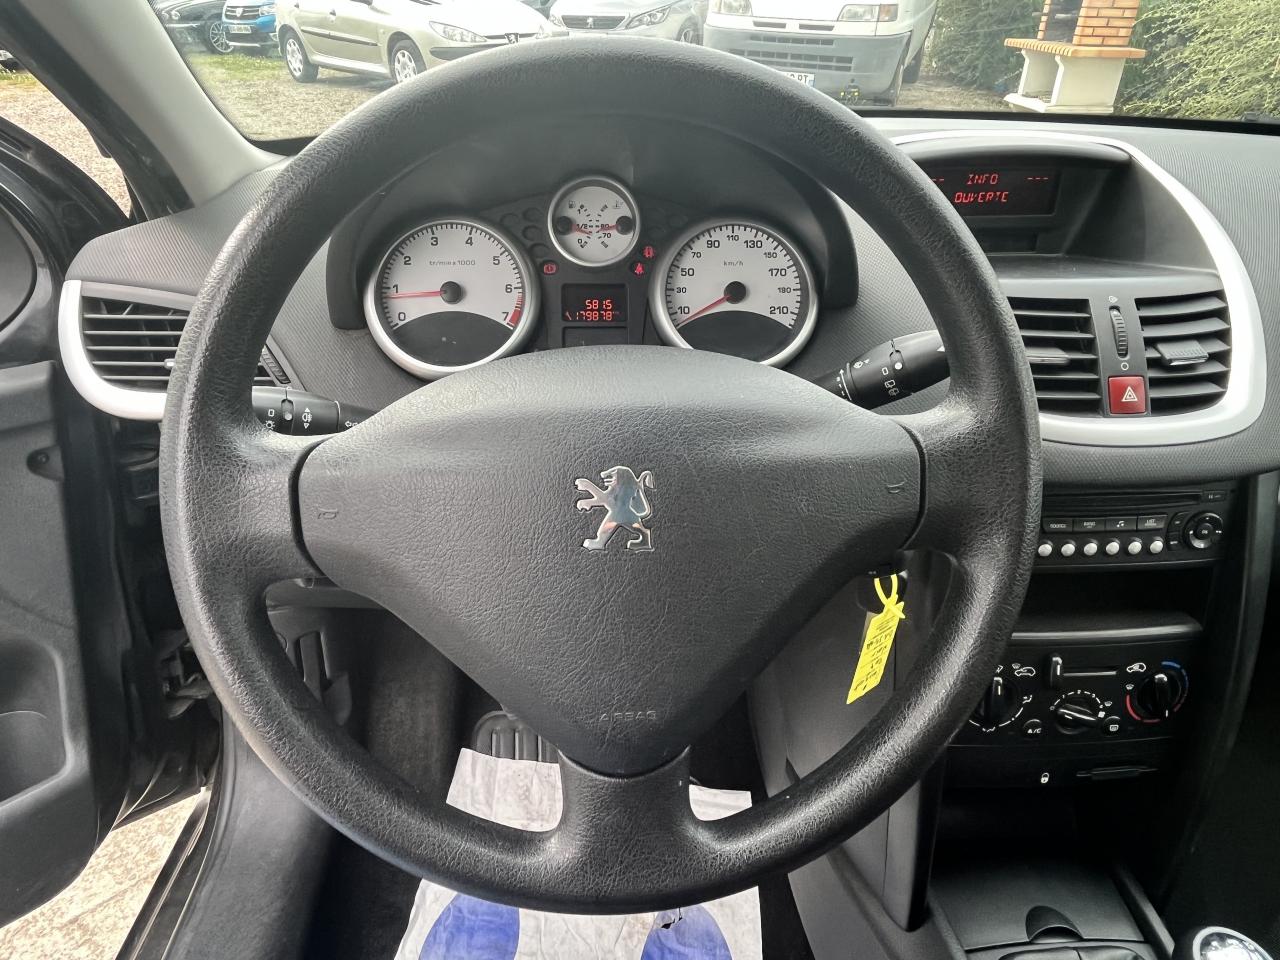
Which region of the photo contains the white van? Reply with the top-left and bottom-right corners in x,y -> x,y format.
703,0 -> 937,105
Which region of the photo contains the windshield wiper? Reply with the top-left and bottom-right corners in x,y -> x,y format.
1241,112 -> 1280,125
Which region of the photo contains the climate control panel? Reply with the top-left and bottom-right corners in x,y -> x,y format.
949,622 -> 1197,787
1034,487 -> 1230,568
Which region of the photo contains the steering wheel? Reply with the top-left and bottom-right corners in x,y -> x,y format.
160,38 -> 1040,913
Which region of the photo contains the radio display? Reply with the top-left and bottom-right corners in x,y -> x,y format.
563,284 -> 627,324
928,167 -> 1060,217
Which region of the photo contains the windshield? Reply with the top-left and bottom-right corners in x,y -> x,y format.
152,0 -> 1280,142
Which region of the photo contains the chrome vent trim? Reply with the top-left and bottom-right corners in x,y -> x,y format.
1010,297 -> 1101,414
60,280 -> 288,421
1138,290 -> 1230,415
893,129 -> 1266,447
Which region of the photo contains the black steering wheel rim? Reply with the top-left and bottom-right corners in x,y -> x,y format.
160,38 -> 1041,913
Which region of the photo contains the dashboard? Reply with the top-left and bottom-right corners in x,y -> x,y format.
44,108 -> 1280,928
59,115 -> 1280,489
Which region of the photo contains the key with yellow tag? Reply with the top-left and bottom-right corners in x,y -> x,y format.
847,574 -> 906,704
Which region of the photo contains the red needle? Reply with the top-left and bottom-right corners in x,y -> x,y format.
678,294 -> 729,326
386,289 -> 443,299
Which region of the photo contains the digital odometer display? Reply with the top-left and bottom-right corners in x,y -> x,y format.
563,285 -> 627,324
928,167 -> 1060,217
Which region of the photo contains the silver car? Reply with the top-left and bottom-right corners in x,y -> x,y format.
548,0 -> 708,44
277,0 -> 565,84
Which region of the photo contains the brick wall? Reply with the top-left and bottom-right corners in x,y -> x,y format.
1036,0 -> 1140,46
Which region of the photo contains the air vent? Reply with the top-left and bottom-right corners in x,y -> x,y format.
80,295 -> 282,392
1138,291 -> 1230,415
1009,297 -> 1101,415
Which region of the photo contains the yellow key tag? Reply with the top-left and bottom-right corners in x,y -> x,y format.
846,574 -> 905,704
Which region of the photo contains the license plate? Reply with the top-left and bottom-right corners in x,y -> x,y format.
784,71 -> 815,87
229,24 -> 253,33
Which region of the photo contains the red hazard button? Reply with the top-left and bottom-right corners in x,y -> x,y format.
1108,376 -> 1147,415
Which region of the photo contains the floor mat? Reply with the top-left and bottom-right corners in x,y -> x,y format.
394,750 -> 763,960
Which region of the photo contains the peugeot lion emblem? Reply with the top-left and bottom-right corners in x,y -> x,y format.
575,466 -> 656,552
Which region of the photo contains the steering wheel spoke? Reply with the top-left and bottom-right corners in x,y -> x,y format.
894,397 -> 1041,560
166,419 -> 321,593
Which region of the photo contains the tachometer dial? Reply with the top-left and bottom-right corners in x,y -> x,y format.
548,175 -> 639,268
364,218 -> 537,379
651,220 -> 817,366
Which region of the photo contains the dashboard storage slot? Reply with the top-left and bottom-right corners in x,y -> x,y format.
1011,297 -> 1101,414
1137,291 -> 1231,414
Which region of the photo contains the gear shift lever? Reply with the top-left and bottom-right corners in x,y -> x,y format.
1177,928 -> 1273,960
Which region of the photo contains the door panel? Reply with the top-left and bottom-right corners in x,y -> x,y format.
0,114 -> 206,927
330,0 -> 383,67
289,0 -> 340,58
0,362 -> 102,927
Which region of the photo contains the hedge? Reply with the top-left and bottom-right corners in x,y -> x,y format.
925,0 -> 1044,92
1118,0 -> 1280,120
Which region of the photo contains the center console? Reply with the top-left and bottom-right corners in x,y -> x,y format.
944,484 -> 1235,790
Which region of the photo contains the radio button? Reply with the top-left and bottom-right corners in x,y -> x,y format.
1060,541 -> 1077,558
1106,516 -> 1138,532
1126,539 -> 1144,556
1149,538 -> 1166,555
1073,517 -> 1105,533
1037,542 -> 1054,558
1138,514 -> 1169,531
1081,540 -> 1099,557
1104,540 -> 1122,556
1043,517 -> 1073,534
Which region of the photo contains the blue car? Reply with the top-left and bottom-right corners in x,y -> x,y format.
221,1 -> 277,52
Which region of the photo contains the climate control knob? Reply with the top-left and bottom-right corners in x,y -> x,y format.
1052,690 -> 1106,734
970,674 -> 1021,731
1130,666 -> 1189,722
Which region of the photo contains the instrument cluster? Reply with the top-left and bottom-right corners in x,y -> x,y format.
363,174 -> 822,380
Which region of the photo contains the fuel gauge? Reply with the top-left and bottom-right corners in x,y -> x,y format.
549,175 -> 639,268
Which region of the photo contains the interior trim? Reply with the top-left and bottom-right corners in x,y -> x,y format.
893,129 -> 1267,447
60,280 -> 294,422
59,280 -> 187,421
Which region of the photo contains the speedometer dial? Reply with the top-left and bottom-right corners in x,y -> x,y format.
364,218 -> 537,380
651,220 -> 817,366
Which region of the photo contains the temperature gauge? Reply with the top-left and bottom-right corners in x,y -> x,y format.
549,175 -> 639,268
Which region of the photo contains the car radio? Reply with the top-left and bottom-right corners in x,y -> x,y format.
1033,486 -> 1232,568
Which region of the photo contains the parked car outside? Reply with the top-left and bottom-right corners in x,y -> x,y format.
222,1 -> 278,52
702,0 -> 936,106
154,0 -> 234,54
547,0 -> 708,44
276,0 -> 565,84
